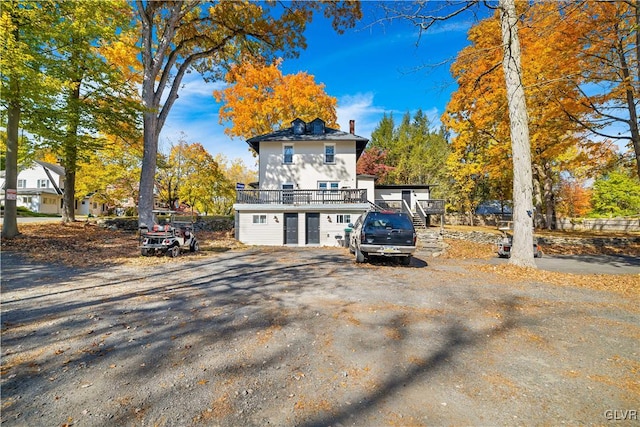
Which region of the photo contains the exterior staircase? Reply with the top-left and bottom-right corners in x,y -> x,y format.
412,213 -> 426,229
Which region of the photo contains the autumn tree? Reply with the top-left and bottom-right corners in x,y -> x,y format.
378,0 -> 536,266
43,1 -> 140,223
75,132 -> 144,213
213,154 -> 257,215
215,59 -> 338,140
135,1 -> 361,228
157,141 -> 230,215
569,1 -> 640,178
356,148 -> 393,183
0,1 -> 60,238
444,2 -> 619,232
555,178 -> 592,218
177,143 -> 229,215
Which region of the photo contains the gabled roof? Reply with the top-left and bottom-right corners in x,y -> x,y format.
246,118 -> 369,158
35,160 -> 65,177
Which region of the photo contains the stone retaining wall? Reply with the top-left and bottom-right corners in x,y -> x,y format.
556,218 -> 639,233
439,230 -> 640,247
98,216 -> 234,233
431,214 -> 639,232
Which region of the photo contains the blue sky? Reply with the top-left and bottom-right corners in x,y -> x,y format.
160,2 -> 492,169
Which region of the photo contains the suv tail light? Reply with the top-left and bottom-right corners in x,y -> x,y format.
412,232 -> 417,245
361,230 -> 366,242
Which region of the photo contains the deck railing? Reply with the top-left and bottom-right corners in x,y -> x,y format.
419,199 -> 446,215
373,199 -> 446,215
236,188 -> 368,205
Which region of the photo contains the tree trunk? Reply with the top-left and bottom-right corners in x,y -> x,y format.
532,165 -> 544,228
499,0 -> 536,268
542,163 -> 556,230
2,76 -> 20,239
138,109 -> 158,228
62,79 -> 81,223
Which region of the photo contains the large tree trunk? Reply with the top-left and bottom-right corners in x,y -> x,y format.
138,109 -> 158,229
499,0 -> 536,268
62,79 -> 81,223
2,77 -> 20,239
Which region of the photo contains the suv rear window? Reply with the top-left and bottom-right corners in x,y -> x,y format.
364,212 -> 413,230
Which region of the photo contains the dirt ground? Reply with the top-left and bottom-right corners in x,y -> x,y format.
1,223 -> 639,426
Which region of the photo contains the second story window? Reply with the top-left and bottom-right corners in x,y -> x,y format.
37,179 -> 50,188
324,144 -> 335,164
283,144 -> 294,164
17,179 -> 26,188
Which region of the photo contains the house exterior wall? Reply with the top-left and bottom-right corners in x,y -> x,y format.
235,205 -> 368,246
1,163 -> 64,214
37,194 -> 63,214
356,176 -> 375,203
374,188 -> 430,210
259,140 -> 358,190
17,164 -> 64,191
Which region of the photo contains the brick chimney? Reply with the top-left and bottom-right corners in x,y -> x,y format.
349,120 -> 355,135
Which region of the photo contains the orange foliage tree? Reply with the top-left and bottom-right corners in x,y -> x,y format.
556,179 -> 592,218
443,2 -> 615,229
214,58 -> 338,140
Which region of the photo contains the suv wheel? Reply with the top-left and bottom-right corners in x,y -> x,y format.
190,241 -> 199,252
400,255 -> 412,266
355,247 -> 366,263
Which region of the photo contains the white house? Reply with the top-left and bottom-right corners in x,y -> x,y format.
0,161 -> 108,216
0,161 -> 65,214
233,118 -> 445,247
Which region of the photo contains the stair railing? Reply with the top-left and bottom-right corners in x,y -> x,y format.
416,202 -> 428,228
402,199 -> 414,218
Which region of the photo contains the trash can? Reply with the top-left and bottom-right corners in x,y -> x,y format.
343,227 -> 352,248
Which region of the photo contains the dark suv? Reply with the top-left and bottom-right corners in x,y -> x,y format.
349,210 -> 417,265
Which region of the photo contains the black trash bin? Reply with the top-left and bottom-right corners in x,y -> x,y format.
343,227 -> 352,248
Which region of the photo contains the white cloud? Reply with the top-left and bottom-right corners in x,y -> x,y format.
336,93 -> 443,139
336,92 -> 386,139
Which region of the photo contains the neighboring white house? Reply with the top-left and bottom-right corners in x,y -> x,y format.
233,118 -> 445,247
0,161 -> 65,215
0,161 -> 107,216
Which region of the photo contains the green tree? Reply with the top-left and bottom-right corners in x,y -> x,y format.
366,110 -> 450,195
0,1 -> 60,238
41,1 -> 140,223
590,169 -> 640,217
135,0 -> 362,228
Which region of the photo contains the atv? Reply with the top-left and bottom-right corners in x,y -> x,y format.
140,211 -> 199,257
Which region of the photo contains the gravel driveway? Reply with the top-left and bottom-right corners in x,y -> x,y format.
2,247 -> 639,426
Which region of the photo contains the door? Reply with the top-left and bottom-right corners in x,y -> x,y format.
402,190 -> 412,213
306,213 -> 320,245
284,213 -> 298,244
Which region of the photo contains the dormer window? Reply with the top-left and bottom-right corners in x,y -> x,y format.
292,118 -> 305,135
310,118 -> 325,135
